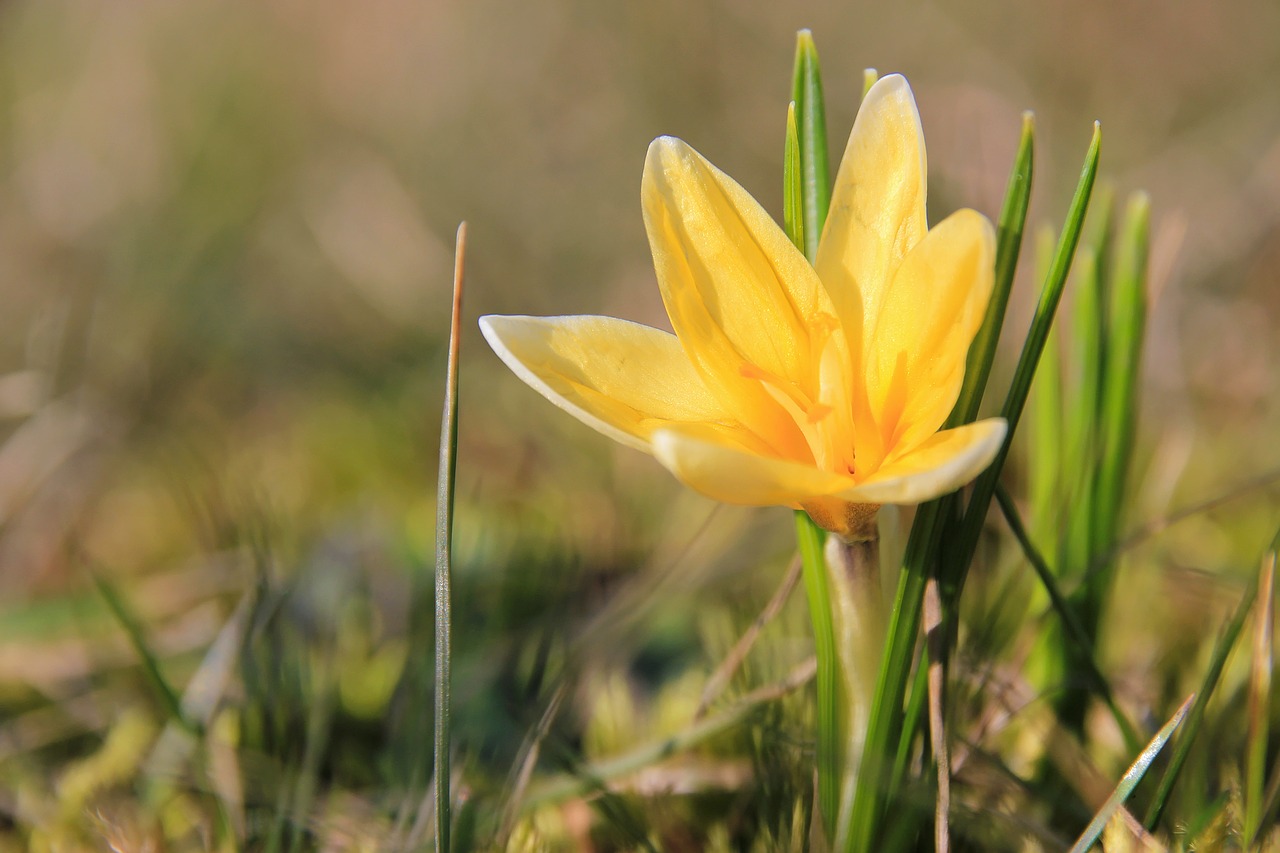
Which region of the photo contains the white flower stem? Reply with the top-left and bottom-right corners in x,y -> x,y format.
823,524 -> 884,851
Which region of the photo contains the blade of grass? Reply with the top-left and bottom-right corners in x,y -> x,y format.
783,103 -> 804,252
497,683 -> 568,847
265,765 -> 292,853
994,484 -> 1142,754
89,568 -> 193,734
947,122 -> 1102,596
797,511 -> 841,838
434,221 -> 466,853
695,555 -> 802,720
1108,466 -> 1280,559
1060,197 -> 1147,741
1060,243 -> 1101,583
889,646 -> 929,800
287,660 -> 335,853
879,117 -> 1035,832
850,113 -> 1037,853
1084,182 -> 1116,297
1251,531 -> 1280,842
522,656 -> 817,809
948,112 -> 1035,429
1143,574 -> 1259,829
1074,183 -> 1115,439
1027,227 -> 1063,545
1245,549 -> 1275,843
1184,793 -> 1233,849
145,590 -> 255,841
790,30 -> 829,262
848,499 -> 944,853
1089,192 -> 1150,564
923,578 -> 950,853
861,121 -> 1044,853
1067,694 -> 1192,853
786,34 -> 843,841
1255,717 -> 1280,844
872,124 -> 1098,853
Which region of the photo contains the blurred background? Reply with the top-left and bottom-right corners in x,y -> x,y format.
2,0 -> 1280,848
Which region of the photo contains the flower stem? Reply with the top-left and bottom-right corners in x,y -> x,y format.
797,510 -> 885,850
794,510 -> 840,840
822,528 -> 883,850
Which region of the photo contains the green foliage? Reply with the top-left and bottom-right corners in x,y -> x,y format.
789,30 -> 831,263
2,9 -> 1278,853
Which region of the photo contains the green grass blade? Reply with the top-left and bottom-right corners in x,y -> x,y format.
1143,575 -> 1259,829
1027,227 -> 1063,544
1182,793 -> 1232,847
1061,244 -> 1101,578
1075,181 -> 1115,420
901,128 -> 1100,839
922,579 -> 951,853
1067,694 -> 1193,853
855,121 -> 1081,853
1089,192 -> 1150,562
1052,190 -> 1111,731
948,111 -> 1035,429
847,501 -> 945,853
1245,550 -> 1274,843
791,29 -> 830,262
944,122 -> 1102,602
434,222 -> 466,853
994,484 -> 1142,754
848,115 -> 1037,852
889,651 -> 929,799
1046,192 -> 1148,735
1253,531 -> 1280,841
522,657 -> 817,809
90,568 -> 193,734
1084,182 -> 1116,298
796,512 -> 840,838
786,34 -> 841,841
783,103 -> 804,252
287,665 -> 335,853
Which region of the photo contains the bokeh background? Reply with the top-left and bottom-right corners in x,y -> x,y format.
2,0 -> 1280,847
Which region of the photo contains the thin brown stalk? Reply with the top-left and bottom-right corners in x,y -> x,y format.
924,578 -> 950,853
695,555 -> 802,719
1246,550 -> 1275,843
496,682 -> 568,847
1103,466 -> 1280,564
429,221 -> 466,853
521,656 -> 816,810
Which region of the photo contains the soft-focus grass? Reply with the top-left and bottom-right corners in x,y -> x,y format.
1,0 -> 1280,850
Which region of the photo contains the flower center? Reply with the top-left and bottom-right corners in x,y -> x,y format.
738,310 -> 858,477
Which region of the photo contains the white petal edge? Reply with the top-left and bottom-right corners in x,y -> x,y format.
480,313 -> 683,455
835,418 -> 1007,505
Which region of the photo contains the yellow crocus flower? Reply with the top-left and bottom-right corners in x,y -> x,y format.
480,75 -> 1006,539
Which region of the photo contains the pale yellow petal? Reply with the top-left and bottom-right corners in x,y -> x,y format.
815,74 -> 927,345
864,209 -> 996,454
480,314 -> 768,454
652,425 -> 857,507
835,419 -> 1006,505
642,136 -> 832,457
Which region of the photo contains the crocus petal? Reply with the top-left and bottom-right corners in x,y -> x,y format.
642,136 -> 834,457
480,314 -> 769,454
815,74 -> 927,350
835,418 -> 1006,505
864,209 -> 996,454
652,424 -> 857,507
